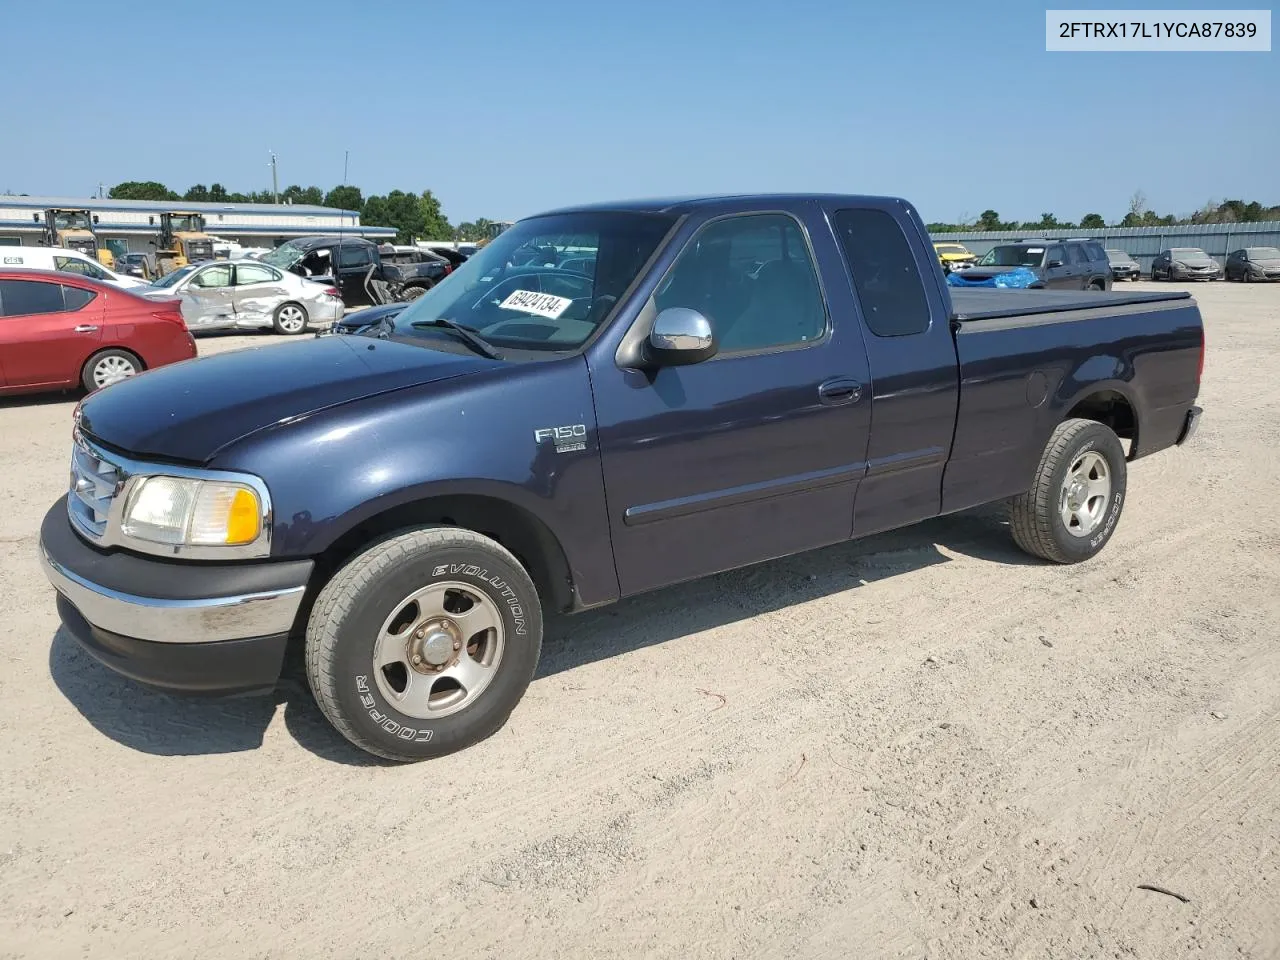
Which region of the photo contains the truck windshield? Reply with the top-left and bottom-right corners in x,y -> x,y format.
391,211 -> 676,353
169,215 -> 205,233
979,245 -> 1044,267
260,242 -> 305,269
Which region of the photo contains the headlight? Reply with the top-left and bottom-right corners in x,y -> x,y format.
122,476 -> 263,547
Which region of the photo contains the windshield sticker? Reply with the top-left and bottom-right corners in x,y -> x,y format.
499,289 -> 573,320
1026,248 -> 1044,254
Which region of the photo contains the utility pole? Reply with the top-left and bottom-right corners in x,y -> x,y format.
268,150 -> 279,204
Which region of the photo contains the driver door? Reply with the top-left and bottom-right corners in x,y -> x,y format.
182,263 -> 236,329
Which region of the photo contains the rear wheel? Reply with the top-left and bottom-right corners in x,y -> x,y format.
81,348 -> 142,392
1009,418 -> 1127,564
272,302 -> 308,335
305,526 -> 543,762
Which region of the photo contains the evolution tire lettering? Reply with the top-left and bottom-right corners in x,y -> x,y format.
429,564 -> 528,635
354,676 -> 433,742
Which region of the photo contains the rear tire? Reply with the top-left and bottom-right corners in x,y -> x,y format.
305,526 -> 543,762
272,301 -> 308,335
81,348 -> 142,392
1008,418 -> 1127,564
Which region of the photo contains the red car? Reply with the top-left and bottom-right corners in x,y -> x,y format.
0,269 -> 196,397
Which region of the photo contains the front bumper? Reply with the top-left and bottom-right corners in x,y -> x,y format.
39,500 -> 313,695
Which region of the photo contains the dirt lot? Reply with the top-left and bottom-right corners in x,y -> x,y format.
1,283 -> 1277,959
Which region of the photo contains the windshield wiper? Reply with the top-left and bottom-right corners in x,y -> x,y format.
408,317 -> 504,360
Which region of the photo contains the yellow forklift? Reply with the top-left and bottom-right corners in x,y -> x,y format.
475,220 -> 514,250
40,208 -> 115,269
154,211 -> 216,275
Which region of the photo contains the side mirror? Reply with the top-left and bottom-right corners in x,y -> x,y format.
647,307 -> 716,366
1046,259 -> 1064,268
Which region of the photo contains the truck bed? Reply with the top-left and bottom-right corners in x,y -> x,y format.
950,287 -> 1192,324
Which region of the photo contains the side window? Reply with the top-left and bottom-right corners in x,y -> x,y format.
336,245 -> 371,267
191,264 -> 232,288
1085,242 -> 1107,262
1045,245 -> 1066,266
0,278 -> 67,317
832,208 -> 931,338
1065,244 -> 1088,265
54,256 -> 107,280
652,213 -> 826,354
62,286 -> 97,311
234,263 -> 279,285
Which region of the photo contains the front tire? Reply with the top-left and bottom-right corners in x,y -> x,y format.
81,348 -> 142,392
305,527 -> 543,762
1008,418 -> 1127,564
273,301 -> 309,335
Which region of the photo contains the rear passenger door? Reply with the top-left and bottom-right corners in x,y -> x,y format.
822,201 -> 959,536
0,278 -> 102,388
233,262 -> 289,323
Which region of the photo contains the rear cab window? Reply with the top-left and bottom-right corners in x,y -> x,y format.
831,208 -> 931,338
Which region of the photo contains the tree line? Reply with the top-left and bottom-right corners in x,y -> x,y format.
937,197 -> 1280,233
928,192 -> 1280,234
106,180 -> 498,244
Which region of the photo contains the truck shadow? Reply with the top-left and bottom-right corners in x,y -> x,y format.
48,505 -> 1034,765
536,505 -> 1036,679
47,632 -> 385,766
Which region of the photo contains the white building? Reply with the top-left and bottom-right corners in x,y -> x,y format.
0,195 -> 396,259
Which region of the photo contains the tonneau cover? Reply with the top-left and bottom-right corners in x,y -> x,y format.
950,287 -> 1192,322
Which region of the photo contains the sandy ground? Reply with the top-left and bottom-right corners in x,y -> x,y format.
1,283 -> 1278,959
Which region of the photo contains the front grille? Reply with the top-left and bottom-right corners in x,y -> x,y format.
68,435 -> 123,541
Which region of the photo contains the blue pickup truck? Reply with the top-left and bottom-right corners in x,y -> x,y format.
39,194 -> 1205,762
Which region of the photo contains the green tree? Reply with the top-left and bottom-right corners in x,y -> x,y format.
418,189 -> 453,240
209,183 -> 229,202
183,184 -> 210,202
1079,213 -> 1105,229
324,185 -> 363,212
109,180 -> 179,201
282,184 -> 324,205
976,209 -> 1003,231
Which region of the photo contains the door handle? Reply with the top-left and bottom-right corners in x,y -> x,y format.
73,325 -> 99,333
818,377 -> 863,405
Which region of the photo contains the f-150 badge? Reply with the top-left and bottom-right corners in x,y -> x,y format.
534,424 -> 587,453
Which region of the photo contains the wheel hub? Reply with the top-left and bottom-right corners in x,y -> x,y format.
408,618 -> 461,671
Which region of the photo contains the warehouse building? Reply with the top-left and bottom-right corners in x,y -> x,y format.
0,195 -> 396,260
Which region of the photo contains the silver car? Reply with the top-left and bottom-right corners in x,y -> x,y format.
139,259 -> 344,334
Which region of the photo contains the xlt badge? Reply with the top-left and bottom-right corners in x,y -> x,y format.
534,424 -> 587,453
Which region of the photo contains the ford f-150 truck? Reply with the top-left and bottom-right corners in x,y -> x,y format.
39,194 -> 1205,762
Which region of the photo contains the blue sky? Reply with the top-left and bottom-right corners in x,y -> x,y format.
1,1 -> 1274,224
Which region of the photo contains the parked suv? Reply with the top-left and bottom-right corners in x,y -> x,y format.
948,239 -> 1113,290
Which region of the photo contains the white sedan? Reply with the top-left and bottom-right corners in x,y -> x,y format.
138,259 -> 344,334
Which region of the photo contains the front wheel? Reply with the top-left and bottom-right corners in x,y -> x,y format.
1008,418 -> 1128,564
273,301 -> 309,335
305,527 -> 543,762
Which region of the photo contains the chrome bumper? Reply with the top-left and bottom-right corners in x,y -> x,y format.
40,545 -> 306,644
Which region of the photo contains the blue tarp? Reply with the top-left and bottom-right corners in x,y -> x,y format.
947,267 -> 1039,288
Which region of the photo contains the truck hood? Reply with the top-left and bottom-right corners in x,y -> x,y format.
77,335 -> 493,464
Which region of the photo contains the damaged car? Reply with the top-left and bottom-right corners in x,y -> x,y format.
138,259 -> 344,334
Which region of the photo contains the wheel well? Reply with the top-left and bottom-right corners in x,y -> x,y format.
1067,390 -> 1136,447
313,495 -> 575,613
